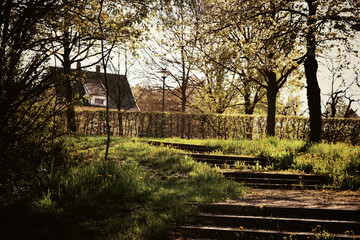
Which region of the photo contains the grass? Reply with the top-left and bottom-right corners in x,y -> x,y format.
0,136 -> 245,240
145,137 -> 360,190
1,136 -> 358,239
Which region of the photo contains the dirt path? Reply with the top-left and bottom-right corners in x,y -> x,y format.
226,189 -> 360,210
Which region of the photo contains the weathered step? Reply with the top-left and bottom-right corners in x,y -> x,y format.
144,140 -> 214,152
195,213 -> 360,235
222,170 -> 330,189
178,203 -> 360,239
230,178 -> 328,189
187,153 -> 266,167
232,177 -> 323,184
179,225 -> 359,240
242,183 -> 328,189
222,170 -> 327,181
191,203 -> 360,222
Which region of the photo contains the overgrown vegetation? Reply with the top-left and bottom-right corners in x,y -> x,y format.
0,136 -> 244,240
148,137 -> 360,190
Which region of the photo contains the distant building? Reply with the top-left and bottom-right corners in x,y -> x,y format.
50,64 -> 139,111
347,108 -> 359,119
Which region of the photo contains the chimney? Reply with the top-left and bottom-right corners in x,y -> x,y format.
96,65 -> 100,74
76,61 -> 81,70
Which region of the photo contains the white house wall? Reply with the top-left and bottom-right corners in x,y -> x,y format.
90,96 -> 106,107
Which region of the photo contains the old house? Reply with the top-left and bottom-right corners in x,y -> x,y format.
50,64 -> 139,111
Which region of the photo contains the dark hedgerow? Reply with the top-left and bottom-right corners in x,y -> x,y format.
71,110 -> 360,145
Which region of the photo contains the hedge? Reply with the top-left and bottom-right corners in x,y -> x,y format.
64,110 -> 360,144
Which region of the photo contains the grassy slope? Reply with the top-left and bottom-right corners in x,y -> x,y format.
147,137 -> 360,189
0,136 -> 245,240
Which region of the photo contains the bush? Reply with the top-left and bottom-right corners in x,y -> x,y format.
0,99 -> 66,205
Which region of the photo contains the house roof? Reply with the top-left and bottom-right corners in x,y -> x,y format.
84,71 -> 107,96
50,66 -> 139,111
348,109 -> 359,119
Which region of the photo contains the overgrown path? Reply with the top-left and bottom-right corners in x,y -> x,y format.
145,140 -> 360,240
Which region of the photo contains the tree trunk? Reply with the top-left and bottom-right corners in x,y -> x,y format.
180,91 -> 186,138
63,38 -> 77,132
118,110 -> 123,136
330,102 -> 337,118
244,95 -> 255,115
266,71 -> 278,137
181,91 -> 186,113
97,0 -> 111,160
243,86 -> 254,139
305,0 -> 322,142
344,99 -> 353,118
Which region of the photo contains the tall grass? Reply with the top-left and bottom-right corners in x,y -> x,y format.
0,136 -> 245,240
294,142 -> 360,189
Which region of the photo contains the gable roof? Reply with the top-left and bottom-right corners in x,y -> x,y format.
50,66 -> 139,111
347,108 -> 359,119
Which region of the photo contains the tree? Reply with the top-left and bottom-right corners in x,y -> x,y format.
142,0 -> 202,113
49,0 -> 102,132
323,60 -> 360,118
50,0 -> 154,132
95,0 -> 160,159
200,0 -> 304,136
198,1 -> 266,115
249,4 -> 304,136
281,0 -> 360,141
202,0 -> 360,140
193,40 -> 241,114
277,91 -> 304,116
0,0 -> 64,196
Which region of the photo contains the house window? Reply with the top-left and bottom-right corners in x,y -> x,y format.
95,98 -> 104,105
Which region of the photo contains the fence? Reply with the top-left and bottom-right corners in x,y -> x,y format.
69,110 -> 360,144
